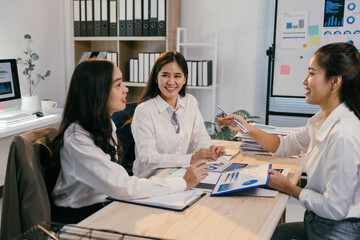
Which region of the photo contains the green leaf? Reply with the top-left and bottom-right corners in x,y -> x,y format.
31,80 -> 35,85
23,70 -> 28,76
24,34 -> 31,39
31,53 -> 39,61
45,70 -> 51,76
16,58 -> 23,64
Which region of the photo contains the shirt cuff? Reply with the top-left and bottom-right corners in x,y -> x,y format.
175,154 -> 192,167
166,177 -> 187,193
299,188 -> 310,210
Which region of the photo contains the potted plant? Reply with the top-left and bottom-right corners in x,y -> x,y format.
17,34 -> 51,113
205,109 -> 259,141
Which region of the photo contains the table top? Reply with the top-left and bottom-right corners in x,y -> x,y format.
0,108 -> 62,138
77,140 -> 304,240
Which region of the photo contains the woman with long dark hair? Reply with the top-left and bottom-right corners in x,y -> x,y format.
51,59 -> 208,224
219,43 -> 360,239
131,51 -> 225,178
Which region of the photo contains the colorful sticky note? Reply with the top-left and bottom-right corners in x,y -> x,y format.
280,65 -> 290,75
309,36 -> 320,46
0,102 -> 3,110
308,25 -> 319,36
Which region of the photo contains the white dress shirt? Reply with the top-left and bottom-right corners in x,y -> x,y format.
52,121 -> 186,208
273,103 -> 360,220
132,94 -> 213,178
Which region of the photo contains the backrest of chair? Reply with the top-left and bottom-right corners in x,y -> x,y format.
112,102 -> 137,175
0,126 -> 58,240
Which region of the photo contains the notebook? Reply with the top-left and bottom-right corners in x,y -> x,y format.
108,189 -> 205,211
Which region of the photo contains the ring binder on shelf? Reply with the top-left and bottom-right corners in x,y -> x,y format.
86,0 -> 94,36
101,0 -> 109,36
157,0 -> 166,36
109,0 -> 117,36
149,0 -> 157,36
119,0 -> 126,36
80,0 -> 87,36
126,0 -> 134,36
94,0 -> 101,36
143,0 -> 150,36
74,0 -> 81,36
134,0 -> 142,36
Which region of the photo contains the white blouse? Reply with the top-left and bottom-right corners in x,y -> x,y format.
52,121 -> 186,208
132,94 -> 213,178
273,103 -> 360,220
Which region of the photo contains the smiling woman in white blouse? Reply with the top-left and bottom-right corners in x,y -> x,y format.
218,43 -> 360,239
131,51 -> 225,178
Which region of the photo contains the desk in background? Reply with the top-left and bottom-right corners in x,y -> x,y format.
0,109 -> 63,187
77,140 -> 305,240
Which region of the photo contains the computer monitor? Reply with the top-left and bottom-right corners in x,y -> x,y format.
0,59 -> 22,110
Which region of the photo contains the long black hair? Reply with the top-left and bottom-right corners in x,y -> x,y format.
315,42 -> 360,119
138,51 -> 188,105
52,59 -> 122,163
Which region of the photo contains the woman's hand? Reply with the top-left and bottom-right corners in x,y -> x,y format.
190,148 -> 218,164
183,160 -> 209,190
217,114 -> 248,132
267,169 -> 302,199
209,145 -> 226,157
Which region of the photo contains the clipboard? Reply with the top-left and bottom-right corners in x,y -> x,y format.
108,189 -> 205,211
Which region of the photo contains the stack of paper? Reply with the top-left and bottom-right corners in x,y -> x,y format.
0,112 -> 37,127
236,123 -> 301,155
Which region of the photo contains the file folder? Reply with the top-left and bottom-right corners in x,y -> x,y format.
86,0 -> 94,36
144,53 -> 150,82
80,0 -> 87,36
149,53 -> 156,78
74,0 -> 81,36
138,53 -> 144,82
126,0 -> 134,36
130,59 -> 135,82
197,61 -> 203,87
149,0 -> 157,36
191,61 -> 197,86
157,0 -> 166,36
134,0 -> 142,36
142,0 -> 150,36
101,0 -> 109,36
109,0 -> 117,36
202,61 -> 212,86
134,59 -> 139,83
94,0 -> 102,36
119,0 -> 126,36
187,61 -> 192,86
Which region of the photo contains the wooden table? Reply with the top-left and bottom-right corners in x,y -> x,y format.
77,140 -> 304,240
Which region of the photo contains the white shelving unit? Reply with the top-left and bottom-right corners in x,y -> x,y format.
176,27 -> 221,121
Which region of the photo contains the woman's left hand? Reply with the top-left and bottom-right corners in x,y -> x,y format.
268,169 -> 302,199
210,145 -> 226,157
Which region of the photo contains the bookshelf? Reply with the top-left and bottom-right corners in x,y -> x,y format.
72,0 -> 181,102
176,27 -> 221,122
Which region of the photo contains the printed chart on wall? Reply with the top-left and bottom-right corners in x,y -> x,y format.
272,0 -> 360,97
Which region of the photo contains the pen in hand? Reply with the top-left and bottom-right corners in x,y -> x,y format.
217,105 -> 249,133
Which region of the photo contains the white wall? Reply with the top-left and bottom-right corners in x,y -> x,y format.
0,0 -> 69,108
181,0 -> 275,123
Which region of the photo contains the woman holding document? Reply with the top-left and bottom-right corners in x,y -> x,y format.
51,59 -> 208,224
131,51 -> 225,178
218,43 -> 360,239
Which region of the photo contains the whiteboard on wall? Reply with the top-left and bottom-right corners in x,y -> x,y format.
272,0 -> 360,97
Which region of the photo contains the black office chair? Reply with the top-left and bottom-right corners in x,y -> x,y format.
112,102 -> 137,175
0,127 -> 60,240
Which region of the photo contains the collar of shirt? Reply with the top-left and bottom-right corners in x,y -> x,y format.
310,102 -> 349,142
154,94 -> 186,113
